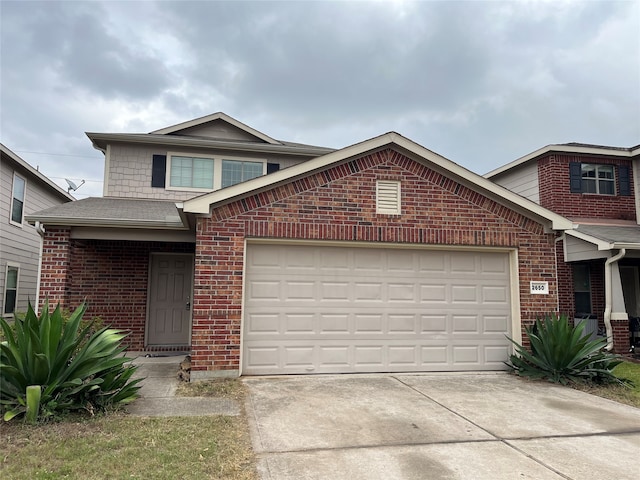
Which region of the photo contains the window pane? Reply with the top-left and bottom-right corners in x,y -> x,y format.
599,180 -> 614,195
574,292 -> 592,315
222,160 -> 262,188
13,176 -> 25,199
11,198 -> 24,223
6,268 -> 18,288
581,164 -> 596,179
597,166 -> 614,179
4,290 -> 16,314
582,179 -> 597,194
243,162 -> 263,181
170,156 -> 213,188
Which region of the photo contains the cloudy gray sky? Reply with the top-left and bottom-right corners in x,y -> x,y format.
2,0 -> 639,198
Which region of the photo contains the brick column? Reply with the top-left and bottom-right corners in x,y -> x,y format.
39,227 -> 72,311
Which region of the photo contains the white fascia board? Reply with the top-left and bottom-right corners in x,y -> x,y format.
183,132 -> 574,231
85,132 -> 332,157
24,215 -> 188,230
1,143 -> 75,202
149,112 -> 281,145
484,144 -> 638,179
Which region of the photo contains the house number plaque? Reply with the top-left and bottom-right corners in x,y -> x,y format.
530,281 -> 549,295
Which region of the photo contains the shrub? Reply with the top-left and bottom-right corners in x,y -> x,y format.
0,300 -> 142,422
506,313 -> 626,386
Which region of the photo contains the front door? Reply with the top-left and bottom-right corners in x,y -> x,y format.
147,254 -> 193,346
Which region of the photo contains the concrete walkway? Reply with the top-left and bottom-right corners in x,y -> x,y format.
244,373 -> 640,480
125,353 -> 240,417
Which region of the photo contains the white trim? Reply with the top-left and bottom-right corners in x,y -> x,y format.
183,132 -> 573,231
150,112 -> 281,145
3,262 -> 20,317
485,143 -> 640,179
9,172 -> 26,227
103,144 -> 111,196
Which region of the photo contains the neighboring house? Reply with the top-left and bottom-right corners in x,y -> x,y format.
486,143 -> 640,353
27,113 -> 574,379
0,144 -> 74,317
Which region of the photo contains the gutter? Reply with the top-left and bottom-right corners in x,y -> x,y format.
604,248 -> 626,351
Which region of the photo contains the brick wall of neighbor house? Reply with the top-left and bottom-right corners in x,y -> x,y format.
538,154 -> 636,220
39,229 -> 194,350
191,149 -> 561,375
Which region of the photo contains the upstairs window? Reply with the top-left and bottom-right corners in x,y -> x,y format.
169,156 -> 214,189
581,164 -> 614,195
569,162 -> 631,196
222,160 -> 263,188
10,174 -> 26,225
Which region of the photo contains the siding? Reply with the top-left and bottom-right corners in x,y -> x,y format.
105,143 -> 312,200
491,161 -> 540,203
0,156 -> 70,315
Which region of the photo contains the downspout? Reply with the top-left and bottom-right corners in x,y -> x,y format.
604,248 -> 626,351
34,221 -> 45,310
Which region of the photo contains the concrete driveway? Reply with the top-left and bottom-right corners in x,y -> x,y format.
244,373 -> 640,480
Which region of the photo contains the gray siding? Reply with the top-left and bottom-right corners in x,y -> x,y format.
172,119 -> 262,142
105,143 -> 311,200
491,161 -> 540,203
1,157 -> 70,315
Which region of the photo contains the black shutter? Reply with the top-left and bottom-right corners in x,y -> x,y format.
151,154 -> 166,188
267,162 -> 280,174
569,162 -> 582,193
618,165 -> 631,196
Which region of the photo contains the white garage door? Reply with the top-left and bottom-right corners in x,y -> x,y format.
242,243 -> 513,375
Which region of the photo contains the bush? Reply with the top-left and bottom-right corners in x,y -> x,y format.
0,300 -> 142,422
506,313 -> 626,386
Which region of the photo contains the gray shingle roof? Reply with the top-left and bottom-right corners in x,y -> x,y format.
25,197 -> 187,229
575,224 -> 640,247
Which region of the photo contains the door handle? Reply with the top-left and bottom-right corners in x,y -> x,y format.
186,296 -> 191,311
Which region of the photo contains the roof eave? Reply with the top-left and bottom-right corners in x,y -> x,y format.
85,132 -> 334,157
485,144 -> 639,179
25,215 -> 187,230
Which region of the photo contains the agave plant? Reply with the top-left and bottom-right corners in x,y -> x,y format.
506,313 -> 625,385
0,300 -> 142,422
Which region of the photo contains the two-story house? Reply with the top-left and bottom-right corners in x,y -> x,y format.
1,144 -> 74,317
486,143 -> 640,353
27,113 -> 573,379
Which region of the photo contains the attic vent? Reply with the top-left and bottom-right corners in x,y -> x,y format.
376,180 -> 401,215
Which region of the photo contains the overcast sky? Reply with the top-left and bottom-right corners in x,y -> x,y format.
2,0 -> 639,199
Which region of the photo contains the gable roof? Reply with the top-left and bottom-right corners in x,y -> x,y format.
485,143 -> 640,179
86,112 -> 334,157
1,143 -> 75,202
183,132 -> 573,231
150,112 -> 281,145
566,223 -> 640,251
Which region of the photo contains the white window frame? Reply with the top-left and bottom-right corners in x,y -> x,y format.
3,262 -> 20,317
10,173 -> 26,227
581,164 -> 615,195
165,152 -> 267,192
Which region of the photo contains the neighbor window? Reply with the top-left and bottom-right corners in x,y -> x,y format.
3,265 -> 19,315
221,160 -> 264,188
573,264 -> 592,315
10,174 -> 26,225
581,164 -> 615,195
169,156 -> 215,189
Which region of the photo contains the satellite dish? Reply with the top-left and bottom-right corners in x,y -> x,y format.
65,178 -> 85,193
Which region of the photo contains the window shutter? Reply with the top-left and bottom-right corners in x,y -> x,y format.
267,163 -> 280,174
618,165 -> 631,196
569,162 -> 582,193
376,180 -> 401,214
151,154 -> 166,188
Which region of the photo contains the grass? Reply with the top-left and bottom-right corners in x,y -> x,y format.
572,360 -> 640,408
0,379 -> 257,480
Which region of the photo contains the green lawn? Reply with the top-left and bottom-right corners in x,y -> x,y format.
0,380 -> 257,480
573,360 -> 640,408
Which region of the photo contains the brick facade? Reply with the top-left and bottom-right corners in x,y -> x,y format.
192,148 -> 561,375
39,229 -> 194,350
538,154 -> 635,221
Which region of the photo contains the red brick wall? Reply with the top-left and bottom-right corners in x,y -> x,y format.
538,154 -> 635,220
193,149 -> 561,374
39,233 -> 194,350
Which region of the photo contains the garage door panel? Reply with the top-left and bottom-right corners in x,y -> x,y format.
243,244 -> 513,375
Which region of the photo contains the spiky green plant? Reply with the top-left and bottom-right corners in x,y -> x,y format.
506,313 -> 626,385
0,300 -> 142,422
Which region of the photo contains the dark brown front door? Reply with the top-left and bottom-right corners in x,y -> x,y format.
147,254 -> 193,346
